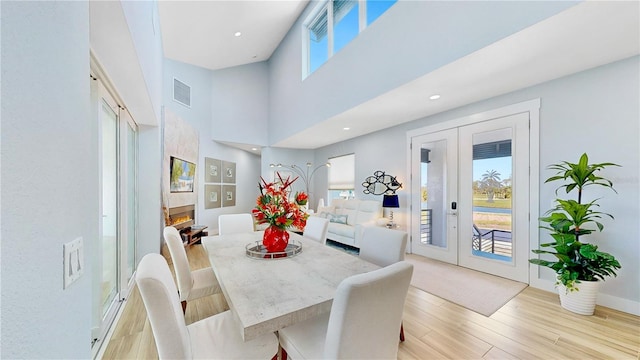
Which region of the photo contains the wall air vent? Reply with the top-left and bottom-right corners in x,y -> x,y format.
173,78 -> 191,108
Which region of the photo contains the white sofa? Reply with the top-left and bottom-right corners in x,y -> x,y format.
316,199 -> 383,248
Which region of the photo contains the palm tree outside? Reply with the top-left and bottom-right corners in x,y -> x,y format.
479,169 -> 502,203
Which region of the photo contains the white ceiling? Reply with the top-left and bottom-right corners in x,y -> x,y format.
159,1 -> 639,153
159,0 -> 308,70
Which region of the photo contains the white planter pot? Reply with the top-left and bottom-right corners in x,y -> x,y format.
557,280 -> 600,315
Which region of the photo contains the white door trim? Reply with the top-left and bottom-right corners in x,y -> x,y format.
406,99 -> 540,284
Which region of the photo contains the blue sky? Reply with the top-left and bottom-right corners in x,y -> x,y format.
473,157 -> 512,182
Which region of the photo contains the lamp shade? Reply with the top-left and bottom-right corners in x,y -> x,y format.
382,194 -> 400,208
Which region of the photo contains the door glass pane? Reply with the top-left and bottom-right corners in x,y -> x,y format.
471,129 -> 512,261
420,141 -> 447,248
101,101 -> 118,316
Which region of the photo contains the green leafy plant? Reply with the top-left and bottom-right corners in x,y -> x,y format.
530,153 -> 621,291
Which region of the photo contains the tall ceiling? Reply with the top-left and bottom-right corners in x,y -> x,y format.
159,1 -> 639,153
159,1 -> 309,71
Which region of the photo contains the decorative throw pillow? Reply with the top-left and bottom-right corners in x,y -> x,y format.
319,212 -> 331,219
328,213 -> 348,224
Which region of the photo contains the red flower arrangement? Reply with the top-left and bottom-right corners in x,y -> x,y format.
252,173 -> 309,230
295,191 -> 308,206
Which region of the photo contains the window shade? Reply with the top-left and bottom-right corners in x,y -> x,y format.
308,0 -> 357,42
328,154 -> 355,189
473,140 -> 512,160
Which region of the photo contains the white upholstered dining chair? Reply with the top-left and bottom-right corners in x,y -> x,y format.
359,226 -> 409,341
164,226 -> 222,313
359,226 -> 408,267
136,253 -> 279,360
278,261 -> 413,359
218,213 -> 254,235
303,216 -> 330,244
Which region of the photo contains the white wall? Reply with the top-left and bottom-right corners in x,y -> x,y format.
137,125 -> 163,258
211,62 -> 269,146
260,147 -> 321,206
1,1 -> 164,356
121,0 -> 164,123
89,1 -> 160,127
1,2 -> 93,357
268,0 -> 578,144
163,59 -> 261,233
314,56 -> 640,313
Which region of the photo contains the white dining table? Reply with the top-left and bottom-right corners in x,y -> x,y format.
201,231 -> 379,341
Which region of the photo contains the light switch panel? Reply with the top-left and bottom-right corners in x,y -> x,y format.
64,237 -> 84,289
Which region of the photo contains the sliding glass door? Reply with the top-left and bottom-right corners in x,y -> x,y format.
91,77 -> 138,352
95,84 -> 120,347
121,111 -> 138,294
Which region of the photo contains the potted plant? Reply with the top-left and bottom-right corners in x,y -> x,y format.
530,153 -> 621,315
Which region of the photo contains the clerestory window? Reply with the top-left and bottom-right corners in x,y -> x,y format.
304,0 -> 397,77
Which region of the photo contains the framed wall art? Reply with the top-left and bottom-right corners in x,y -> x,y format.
204,184 -> 222,209
222,185 -> 236,207
205,157 -> 222,183
222,161 -> 236,183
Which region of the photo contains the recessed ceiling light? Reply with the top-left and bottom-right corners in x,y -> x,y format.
234,31 -> 242,37
429,94 -> 441,100
343,127 -> 350,130
251,147 -> 258,151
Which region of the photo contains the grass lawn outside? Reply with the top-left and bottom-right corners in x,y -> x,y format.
473,197 -> 511,209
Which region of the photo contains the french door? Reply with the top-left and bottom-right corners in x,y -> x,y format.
410,112 -> 530,282
410,128 -> 458,264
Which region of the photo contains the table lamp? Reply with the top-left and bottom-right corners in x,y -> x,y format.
382,194 -> 400,228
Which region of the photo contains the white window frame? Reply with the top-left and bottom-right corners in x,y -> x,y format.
303,0 -> 369,78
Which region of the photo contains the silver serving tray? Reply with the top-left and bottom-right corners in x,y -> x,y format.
245,240 -> 302,259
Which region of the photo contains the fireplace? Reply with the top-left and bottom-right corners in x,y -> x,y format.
165,204 -> 207,246
167,204 -> 195,231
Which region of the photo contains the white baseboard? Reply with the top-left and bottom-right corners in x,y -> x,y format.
597,293 -> 640,316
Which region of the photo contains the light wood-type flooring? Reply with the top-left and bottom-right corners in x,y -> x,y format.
101,244 -> 639,359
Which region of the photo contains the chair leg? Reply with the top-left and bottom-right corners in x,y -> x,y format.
399,322 -> 405,342
181,300 -> 187,314
277,344 -> 288,360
